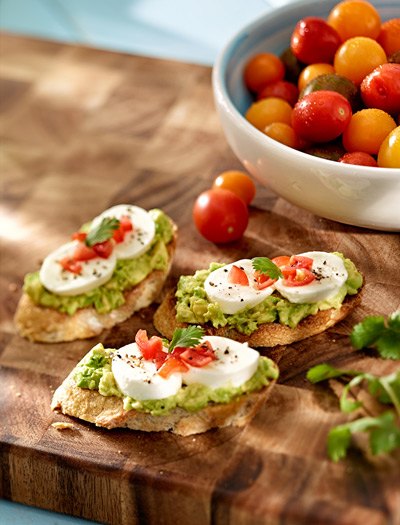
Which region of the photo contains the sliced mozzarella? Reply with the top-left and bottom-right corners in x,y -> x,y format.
182,336 -> 260,389
275,251 -> 348,304
112,342 -> 181,400
204,259 -> 275,315
90,204 -> 155,260
39,240 -> 116,296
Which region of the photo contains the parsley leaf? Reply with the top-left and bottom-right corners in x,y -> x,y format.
168,326 -> 205,353
252,257 -> 283,281
327,412 -> 400,461
350,311 -> 400,360
85,217 -> 120,247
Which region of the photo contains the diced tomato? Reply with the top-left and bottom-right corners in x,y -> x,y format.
72,242 -> 97,261
93,239 -> 114,259
272,254 -> 314,279
283,268 -> 315,287
227,265 -> 249,286
180,348 -> 214,367
254,270 -> 277,290
112,215 -> 133,243
135,329 -> 164,360
59,256 -> 82,274
271,256 -> 291,268
289,255 -> 313,269
153,348 -> 168,370
158,356 -> 189,378
71,232 -> 87,242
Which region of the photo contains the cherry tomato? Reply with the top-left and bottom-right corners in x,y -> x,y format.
378,19 -> 400,57
338,152 -> 378,167
245,97 -> 292,131
328,0 -> 381,41
297,63 -> 335,92
257,80 -> 299,106
360,64 -> 400,116
263,122 -> 299,149
334,37 -> 387,86
377,126 -> 400,168
193,189 -> 249,243
342,108 -> 396,154
212,170 -> 256,205
280,47 -> 304,84
135,329 -> 164,360
244,53 -> 285,93
227,265 -> 249,286
291,91 -> 352,143
59,257 -> 82,274
291,17 -> 341,64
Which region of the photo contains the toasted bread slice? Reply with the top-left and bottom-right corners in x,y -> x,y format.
51,366 -> 277,436
153,286 -> 362,347
15,218 -> 177,343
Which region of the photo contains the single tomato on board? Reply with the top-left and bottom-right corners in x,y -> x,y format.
212,171 -> 256,206
291,90 -> 352,143
192,189 -> 249,243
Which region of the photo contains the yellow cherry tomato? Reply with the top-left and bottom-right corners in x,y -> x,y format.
245,97 -> 292,131
334,37 -> 387,85
328,0 -> 381,41
377,126 -> 400,168
297,63 -> 335,92
212,170 -> 256,205
263,122 -> 299,149
378,18 -> 400,57
343,108 -> 396,155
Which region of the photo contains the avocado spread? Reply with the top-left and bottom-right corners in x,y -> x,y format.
175,253 -> 363,335
23,209 -> 173,315
73,344 -> 279,416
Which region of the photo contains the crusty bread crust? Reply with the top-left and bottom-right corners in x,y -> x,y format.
51,368 -> 277,436
153,285 -> 363,347
14,218 -> 177,343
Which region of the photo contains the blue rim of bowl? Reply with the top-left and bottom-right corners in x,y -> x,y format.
212,0 -> 400,178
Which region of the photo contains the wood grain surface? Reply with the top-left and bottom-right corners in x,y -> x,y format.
1,33 -> 400,525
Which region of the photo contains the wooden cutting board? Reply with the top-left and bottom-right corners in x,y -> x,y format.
1,34 -> 399,525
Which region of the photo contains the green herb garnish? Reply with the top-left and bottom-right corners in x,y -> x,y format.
85,217 -> 120,247
252,257 -> 283,281
168,326 -> 205,353
307,363 -> 400,461
350,311 -> 400,360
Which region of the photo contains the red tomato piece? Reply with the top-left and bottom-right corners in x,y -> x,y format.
271,256 -> 291,267
179,349 -> 214,368
257,80 -> 299,106
227,265 -> 249,286
71,232 -> 87,242
291,91 -> 352,143
283,268 -> 315,287
59,256 -> 82,274
93,239 -> 114,259
254,270 -> 276,290
120,215 -> 133,232
291,17 -> 341,64
193,189 -> 249,244
72,242 -> 98,261
360,64 -> 400,116
158,356 -> 189,378
338,152 -> 378,166
112,228 -> 125,243
135,329 -> 164,360
289,255 -> 313,269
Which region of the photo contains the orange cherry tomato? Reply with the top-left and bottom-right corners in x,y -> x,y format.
377,126 -> 400,168
334,37 -> 387,85
245,97 -> 292,131
212,170 -> 256,205
328,0 -> 381,41
297,63 -> 335,92
377,18 -> 400,57
342,109 -> 397,155
263,122 -> 299,149
244,53 -> 285,93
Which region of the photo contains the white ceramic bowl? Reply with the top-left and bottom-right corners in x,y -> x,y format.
212,0 -> 400,231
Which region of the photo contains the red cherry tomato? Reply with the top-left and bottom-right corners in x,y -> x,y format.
338,152 -> 378,166
360,63 -> 400,116
291,91 -> 352,143
257,80 -> 299,106
291,17 -> 341,64
193,189 -> 249,243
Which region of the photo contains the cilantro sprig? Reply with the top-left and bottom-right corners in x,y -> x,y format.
168,326 -> 205,353
350,311 -> 400,360
307,363 -> 400,461
252,257 -> 283,281
85,217 -> 120,247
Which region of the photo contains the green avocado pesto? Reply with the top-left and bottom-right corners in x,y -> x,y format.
23,209 -> 173,315
175,253 -> 363,335
73,344 -> 279,416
